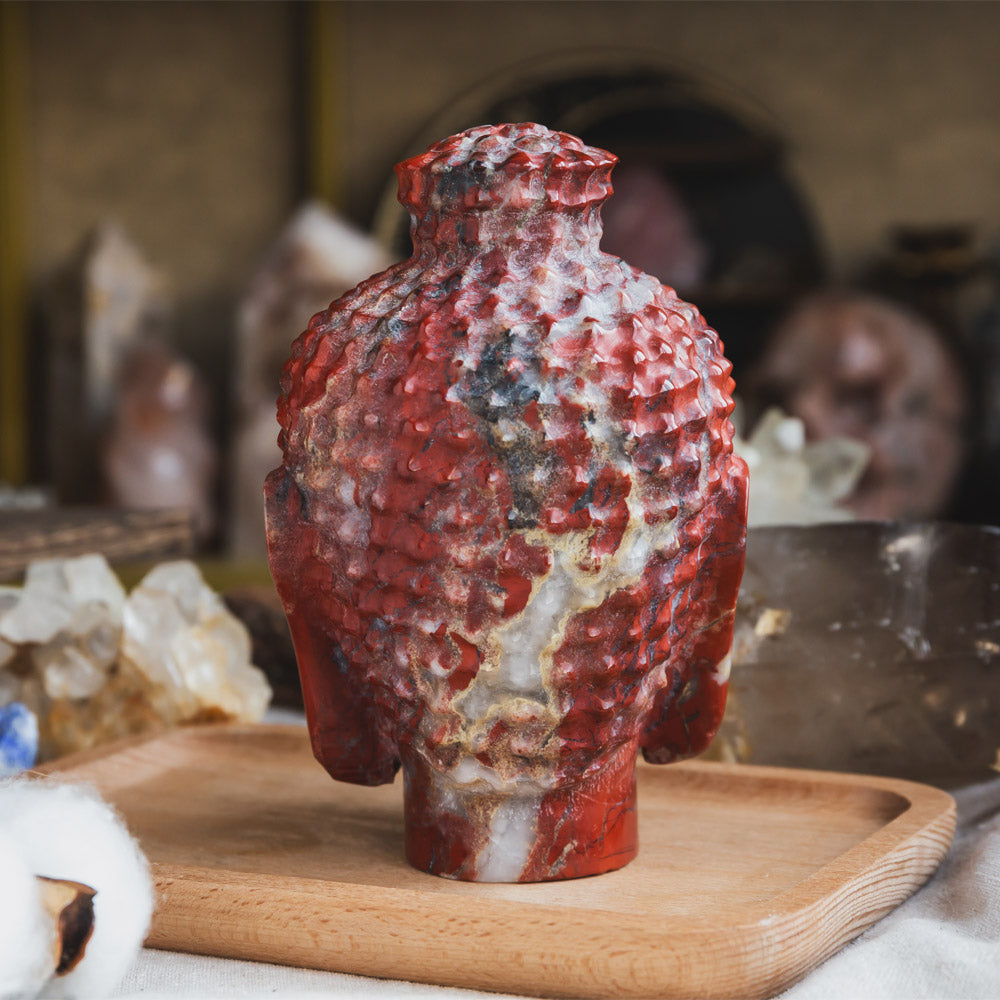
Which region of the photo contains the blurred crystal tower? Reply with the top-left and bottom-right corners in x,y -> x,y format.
44,224 -> 170,503
231,204 -> 391,557
102,342 -> 217,540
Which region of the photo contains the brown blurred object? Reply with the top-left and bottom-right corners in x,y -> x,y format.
0,507 -> 193,583
717,522 -> 1000,788
223,584 -> 301,709
963,256 -> 1000,524
43,224 -> 170,504
749,292 -> 968,520
102,341 -> 217,541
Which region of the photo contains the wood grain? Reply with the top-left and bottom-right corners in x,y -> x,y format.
40,724 -> 955,999
0,507 -> 193,580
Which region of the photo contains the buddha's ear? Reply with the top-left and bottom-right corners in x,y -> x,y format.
641,466 -> 747,763
265,466 -> 401,787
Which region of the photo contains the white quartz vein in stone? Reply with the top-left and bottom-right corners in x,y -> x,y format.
475,792 -> 545,882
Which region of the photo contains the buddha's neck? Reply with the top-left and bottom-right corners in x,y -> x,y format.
410,202 -> 605,269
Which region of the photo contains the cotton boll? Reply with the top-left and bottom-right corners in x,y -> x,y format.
0,781 -> 154,998
0,832 -> 56,1000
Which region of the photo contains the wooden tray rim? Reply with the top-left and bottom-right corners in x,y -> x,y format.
37,724 -> 957,1000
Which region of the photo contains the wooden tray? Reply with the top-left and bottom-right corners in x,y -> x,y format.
41,724 -> 955,999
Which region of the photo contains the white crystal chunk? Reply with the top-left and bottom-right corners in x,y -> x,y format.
0,554 -> 126,645
122,561 -> 270,722
734,405 -> 870,527
0,554 -> 271,760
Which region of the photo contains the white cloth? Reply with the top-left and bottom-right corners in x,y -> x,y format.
113,949 -> 494,999
111,774 -> 1000,1000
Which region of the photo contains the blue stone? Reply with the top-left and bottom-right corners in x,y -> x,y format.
0,702 -> 39,776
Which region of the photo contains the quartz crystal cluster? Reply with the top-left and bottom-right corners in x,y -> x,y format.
734,406 -> 870,527
267,123 -> 747,882
0,555 -> 271,760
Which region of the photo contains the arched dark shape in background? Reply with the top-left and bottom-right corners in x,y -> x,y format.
372,52 -> 826,377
